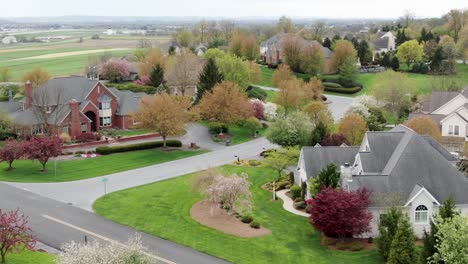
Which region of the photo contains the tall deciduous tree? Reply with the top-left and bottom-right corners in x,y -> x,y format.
277,16 -> 295,33
387,214 -> 417,264
176,29 -> 194,48
457,27 -> 468,64
165,51 -> 201,96
406,116 -> 442,142
99,59 -> 130,83
338,113 -> 368,146
446,9 -> 465,42
195,58 -> 224,103
302,101 -> 334,129
196,81 -> 252,125
136,48 -> 165,77
309,187 -> 372,238
134,93 -> 191,147
429,214 -> 468,264
373,70 -> 413,123
22,68 -> 51,88
281,34 -> 304,72
23,136 -> 62,172
0,209 -> 36,264
301,44 -> 325,76
272,64 -> 295,87
262,146 -> 299,180
396,40 -> 424,68
330,40 -> 357,72
0,140 -> 24,171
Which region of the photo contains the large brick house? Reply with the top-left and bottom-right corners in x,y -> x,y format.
0,76 -> 146,139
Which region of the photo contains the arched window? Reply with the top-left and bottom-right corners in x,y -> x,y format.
415,205 -> 428,223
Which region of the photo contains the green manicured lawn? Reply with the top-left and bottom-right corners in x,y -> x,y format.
94,165 -> 382,264
258,66 -> 274,87
255,64 -> 468,97
116,129 -> 153,137
6,250 -> 55,264
0,149 -> 207,183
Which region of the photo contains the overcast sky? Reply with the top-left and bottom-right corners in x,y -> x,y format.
1,0 -> 466,18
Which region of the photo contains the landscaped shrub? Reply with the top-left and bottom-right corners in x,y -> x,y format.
246,86 -> 267,101
305,204 -> 312,213
76,132 -> 100,143
322,82 -> 343,88
294,201 -> 306,209
248,160 -> 261,166
288,171 -> 294,184
0,96 -> 9,102
324,86 -> 362,94
290,185 -> 302,199
349,242 -> 365,251
59,133 -> 71,143
241,215 -> 254,224
108,83 -> 157,94
294,197 -> 304,202
249,221 -> 260,229
208,122 -> 228,134
0,132 -> 17,140
96,140 -> 182,155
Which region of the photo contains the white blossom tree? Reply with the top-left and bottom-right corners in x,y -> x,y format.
58,235 -> 152,264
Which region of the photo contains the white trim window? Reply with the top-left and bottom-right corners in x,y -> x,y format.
415,205 -> 428,224
100,116 -> 111,127
63,126 -> 69,134
449,125 -> 460,136
98,94 -> 112,110
81,123 -> 87,133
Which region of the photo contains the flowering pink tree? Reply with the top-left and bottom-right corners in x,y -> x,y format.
310,187 -> 372,238
0,140 -> 24,171
250,99 -> 265,120
0,209 -> 36,264
100,59 -> 130,83
134,75 -> 150,86
23,136 -> 62,172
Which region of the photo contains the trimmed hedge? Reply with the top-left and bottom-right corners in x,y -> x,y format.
96,140 -> 182,155
322,82 -> 342,88
324,86 -> 362,94
0,96 -> 9,102
246,86 -> 267,101
107,83 -> 157,94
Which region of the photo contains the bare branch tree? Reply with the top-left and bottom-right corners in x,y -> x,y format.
31,85 -> 66,136
165,50 -> 202,96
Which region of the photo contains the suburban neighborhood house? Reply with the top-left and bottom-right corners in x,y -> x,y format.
260,33 -> 333,72
409,88 -> 468,144
0,76 -> 145,138
372,31 -> 396,53
295,125 -> 468,238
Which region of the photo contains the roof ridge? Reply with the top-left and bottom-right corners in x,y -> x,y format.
381,131 -> 414,175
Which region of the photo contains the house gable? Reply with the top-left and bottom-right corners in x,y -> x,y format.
432,94 -> 468,115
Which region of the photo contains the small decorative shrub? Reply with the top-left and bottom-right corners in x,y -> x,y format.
294,197 -> 304,202
349,242 -> 364,251
321,236 -> 337,246
288,172 -> 294,184
294,201 -> 306,209
76,132 -> 100,143
208,122 -> 229,134
290,185 -> 302,199
248,160 -> 261,166
59,132 -> 71,143
367,237 -> 373,244
241,215 -> 254,224
249,221 -> 260,229
305,204 -> 312,213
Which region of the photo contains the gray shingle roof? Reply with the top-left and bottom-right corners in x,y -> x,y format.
373,36 -> 390,50
424,91 -> 459,113
300,125 -> 468,205
0,101 -> 22,113
301,146 -> 359,181
33,76 -> 99,105
107,87 -> 145,115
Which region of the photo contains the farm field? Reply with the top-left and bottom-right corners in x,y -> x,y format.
0,34 -> 173,80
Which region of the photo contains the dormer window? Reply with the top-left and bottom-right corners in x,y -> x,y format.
98,94 -> 111,110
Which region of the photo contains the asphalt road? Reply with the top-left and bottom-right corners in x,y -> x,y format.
0,183 -> 229,264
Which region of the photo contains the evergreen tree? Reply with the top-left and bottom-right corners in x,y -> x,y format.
388,214 -> 417,264
168,46 -> 176,56
149,64 -> 165,88
376,207 -> 404,261
421,198 -> 460,263
426,31 -> 434,41
390,56 -> 400,71
381,52 -> 391,67
351,37 -> 360,50
310,122 -> 328,146
430,47 -> 444,73
195,58 -> 224,103
323,37 -> 332,49
358,40 -> 373,65
338,57 -> 358,85
332,34 -> 341,43
420,27 -> 428,43
396,29 -> 410,46
314,163 -> 341,193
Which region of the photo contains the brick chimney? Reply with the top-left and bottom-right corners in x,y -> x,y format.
24,81 -> 32,109
69,99 -> 81,137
